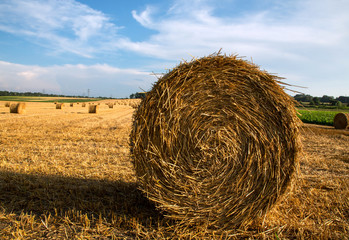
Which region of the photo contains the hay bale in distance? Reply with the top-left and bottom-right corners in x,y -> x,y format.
88,104 -> 99,113
5,102 -> 11,107
130,54 -> 302,229
56,103 -> 64,109
334,113 -> 349,129
10,103 -> 26,114
108,103 -> 114,108
70,103 -> 74,107
82,103 -> 86,107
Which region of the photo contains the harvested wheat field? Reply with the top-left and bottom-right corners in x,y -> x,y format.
0,100 -> 348,239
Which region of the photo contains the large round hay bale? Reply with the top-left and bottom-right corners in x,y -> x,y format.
130,54 -> 302,229
88,104 -> 99,113
10,103 -> 26,114
334,113 -> 349,129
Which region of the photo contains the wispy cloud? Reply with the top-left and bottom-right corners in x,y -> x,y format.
0,61 -> 156,97
126,0 -> 349,96
0,0 -> 120,58
128,0 -> 348,61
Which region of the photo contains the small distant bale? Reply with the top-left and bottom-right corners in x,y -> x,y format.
82,103 -> 86,107
334,113 -> 349,129
10,103 -> 26,114
56,103 -> 64,109
108,103 -> 114,108
5,102 -> 10,107
89,104 -> 99,113
70,103 -> 74,107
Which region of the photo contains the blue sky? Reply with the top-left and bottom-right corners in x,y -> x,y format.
0,0 -> 348,98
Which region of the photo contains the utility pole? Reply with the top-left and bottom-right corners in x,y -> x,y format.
87,89 -> 90,98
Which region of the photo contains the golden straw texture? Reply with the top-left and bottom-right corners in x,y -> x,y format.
130,54 -> 302,229
333,113 -> 349,129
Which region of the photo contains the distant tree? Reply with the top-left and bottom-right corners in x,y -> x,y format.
313,97 -> 321,105
320,95 -> 334,103
294,94 -> 313,102
130,92 -> 147,99
330,100 -> 342,106
337,96 -> 349,104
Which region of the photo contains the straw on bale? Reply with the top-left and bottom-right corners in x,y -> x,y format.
89,104 -> 99,113
333,113 -> 349,129
10,103 -> 26,114
56,103 -> 64,109
130,53 -> 302,229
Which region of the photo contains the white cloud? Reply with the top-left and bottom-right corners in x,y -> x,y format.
0,0 -> 120,58
124,0 -> 349,96
0,61 -> 156,97
125,0 -> 349,62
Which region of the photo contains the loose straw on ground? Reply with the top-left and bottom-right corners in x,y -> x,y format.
130,53 -> 302,229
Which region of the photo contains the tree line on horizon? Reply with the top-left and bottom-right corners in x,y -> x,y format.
0,90 -> 119,99
294,94 -> 349,106
1,90 -> 348,105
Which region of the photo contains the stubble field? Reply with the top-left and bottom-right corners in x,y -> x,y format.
0,100 -> 348,239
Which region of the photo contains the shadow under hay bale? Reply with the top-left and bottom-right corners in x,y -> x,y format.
334,113 -> 349,129
9,103 -> 26,114
56,103 -> 64,109
89,104 -> 99,113
130,53 -> 302,229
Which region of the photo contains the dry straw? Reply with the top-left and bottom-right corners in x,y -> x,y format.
10,103 -> 26,114
89,104 -> 99,113
333,112 -> 349,129
130,53 -> 302,229
56,103 -> 64,109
